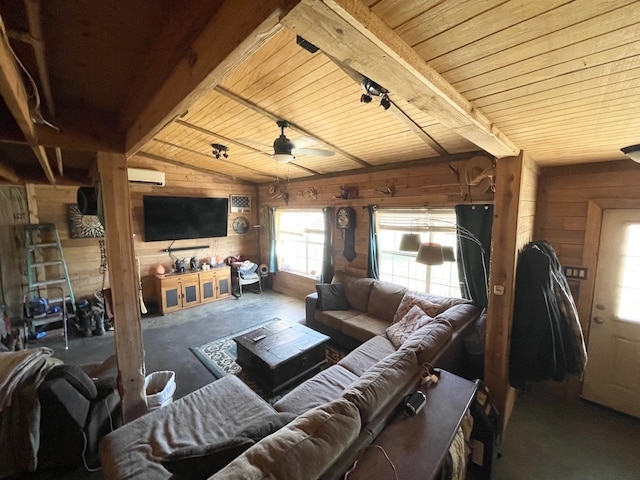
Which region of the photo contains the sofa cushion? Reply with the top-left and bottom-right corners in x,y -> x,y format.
273,365 -> 359,415
341,313 -> 389,343
342,348 -> 418,424
314,308 -> 360,331
392,292 -> 441,324
211,397 -> 361,480
333,270 -> 375,311
99,375 -> 276,480
400,321 -> 453,365
236,412 -> 298,442
315,283 -> 350,311
161,437 -> 255,479
367,280 -> 407,321
338,335 -> 396,376
386,305 -> 434,348
433,302 -> 482,331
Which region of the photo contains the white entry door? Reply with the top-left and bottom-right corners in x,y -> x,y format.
581,209 -> 640,418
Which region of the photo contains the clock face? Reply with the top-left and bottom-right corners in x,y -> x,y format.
232,216 -> 249,234
337,208 -> 350,228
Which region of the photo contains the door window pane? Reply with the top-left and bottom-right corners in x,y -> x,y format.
617,223 -> 640,322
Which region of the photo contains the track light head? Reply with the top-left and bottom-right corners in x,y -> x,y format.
380,94 -> 391,110
360,93 -> 372,103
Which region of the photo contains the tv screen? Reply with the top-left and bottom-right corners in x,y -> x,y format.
143,196 -> 228,242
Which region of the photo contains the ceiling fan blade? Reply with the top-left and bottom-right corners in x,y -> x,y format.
292,147 -> 335,157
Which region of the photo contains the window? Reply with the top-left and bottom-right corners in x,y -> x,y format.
376,208 -> 461,297
617,223 -> 640,322
277,210 -> 324,279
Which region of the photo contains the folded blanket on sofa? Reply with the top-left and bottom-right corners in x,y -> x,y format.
0,348 -> 62,478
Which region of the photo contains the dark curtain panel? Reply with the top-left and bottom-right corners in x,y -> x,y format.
268,206 -> 278,274
321,207 -> 334,283
366,204 -> 380,279
455,204 -> 493,307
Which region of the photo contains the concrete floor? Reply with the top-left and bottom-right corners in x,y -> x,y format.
25,290 -> 640,479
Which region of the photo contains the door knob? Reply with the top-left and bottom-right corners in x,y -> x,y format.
593,316 -> 605,324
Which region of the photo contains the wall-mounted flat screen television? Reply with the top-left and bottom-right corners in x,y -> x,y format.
143,195 -> 228,242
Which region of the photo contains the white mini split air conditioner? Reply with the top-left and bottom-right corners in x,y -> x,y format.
127,168 -> 165,186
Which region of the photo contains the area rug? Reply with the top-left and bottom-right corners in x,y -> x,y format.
190,319 -> 278,379
190,320 -> 346,402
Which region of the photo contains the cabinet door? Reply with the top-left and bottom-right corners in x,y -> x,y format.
181,278 -> 200,307
216,270 -> 231,299
160,277 -> 182,313
199,272 -> 216,303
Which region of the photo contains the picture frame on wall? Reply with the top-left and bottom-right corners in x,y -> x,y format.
230,195 -> 251,213
68,204 -> 104,238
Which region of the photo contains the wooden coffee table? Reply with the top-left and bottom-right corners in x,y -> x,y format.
234,320 -> 330,393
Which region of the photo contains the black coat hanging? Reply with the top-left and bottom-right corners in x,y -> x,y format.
509,241 -> 587,389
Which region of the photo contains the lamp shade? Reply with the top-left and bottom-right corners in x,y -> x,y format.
399,233 -> 421,252
416,243 -> 444,265
442,245 -> 456,262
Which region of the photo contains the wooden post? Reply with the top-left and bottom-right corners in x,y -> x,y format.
484,151 -> 538,433
97,152 -> 147,422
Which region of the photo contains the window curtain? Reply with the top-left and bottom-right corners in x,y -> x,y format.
455,204 -> 493,308
320,207 -> 334,283
366,204 -> 380,279
268,206 -> 278,274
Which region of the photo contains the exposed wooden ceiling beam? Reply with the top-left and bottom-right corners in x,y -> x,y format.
24,0 -> 55,117
329,55 -> 448,155
172,119 -> 321,176
174,119 -> 273,159
124,0 -> 300,157
0,119 -> 121,153
0,17 -> 55,184
55,147 -> 63,176
135,151 -> 256,186
281,0 -> 520,158
214,85 -> 371,168
0,160 -> 20,183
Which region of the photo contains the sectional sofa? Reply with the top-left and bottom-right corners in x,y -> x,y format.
99,274 -> 482,479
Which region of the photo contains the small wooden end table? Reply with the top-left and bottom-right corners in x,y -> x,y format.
234,320 -> 330,393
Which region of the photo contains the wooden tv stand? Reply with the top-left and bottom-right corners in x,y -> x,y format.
155,265 -> 231,314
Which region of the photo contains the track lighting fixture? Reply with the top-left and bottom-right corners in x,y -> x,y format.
211,144 -> 228,159
360,76 -> 391,110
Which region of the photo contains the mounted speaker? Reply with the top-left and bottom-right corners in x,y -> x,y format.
77,187 -> 98,215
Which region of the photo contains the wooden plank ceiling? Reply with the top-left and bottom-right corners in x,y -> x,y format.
1,0 -> 639,184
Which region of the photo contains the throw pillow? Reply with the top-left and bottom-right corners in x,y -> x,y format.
316,283 -> 350,311
386,305 -> 434,349
236,412 -> 298,441
392,292 -> 440,324
161,437 -> 255,480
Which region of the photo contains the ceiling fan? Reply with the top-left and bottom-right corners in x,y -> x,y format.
272,120 -> 334,163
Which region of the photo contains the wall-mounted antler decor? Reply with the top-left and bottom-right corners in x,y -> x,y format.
449,155 -> 496,201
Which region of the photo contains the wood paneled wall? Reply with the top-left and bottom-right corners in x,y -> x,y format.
257,160 -> 493,298
27,157 -> 258,308
128,156 -> 258,306
534,159 -> 640,400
